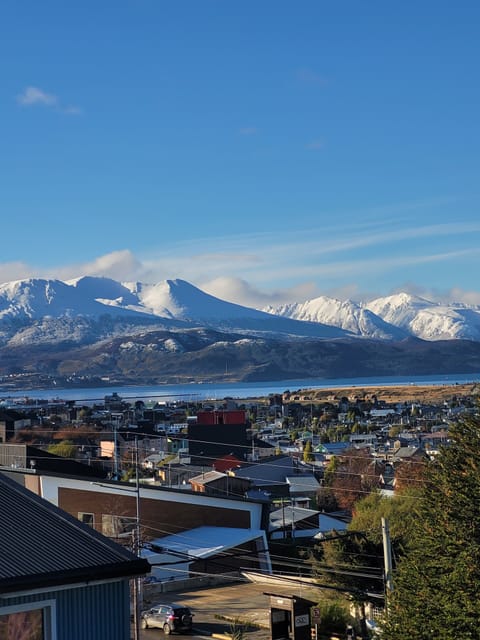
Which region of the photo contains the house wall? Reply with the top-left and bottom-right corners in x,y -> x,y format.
58,487 -> 253,539
31,476 -> 265,545
24,473 -> 41,494
0,580 -> 130,640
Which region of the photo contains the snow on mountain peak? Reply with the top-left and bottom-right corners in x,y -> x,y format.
0,276 -> 479,342
135,278 -> 274,322
365,293 -> 480,340
265,295 -> 405,339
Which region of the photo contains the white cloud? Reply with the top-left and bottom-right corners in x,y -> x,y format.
0,251 -> 143,285
61,105 -> 83,116
392,283 -> 480,307
447,288 -> 480,306
16,86 -> 82,115
140,250 -> 263,284
0,261 -> 39,285
54,250 -> 144,282
0,199 -> 479,309
200,276 -> 319,308
17,86 -> 58,106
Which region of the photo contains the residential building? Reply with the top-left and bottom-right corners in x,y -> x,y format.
0,471 -> 149,640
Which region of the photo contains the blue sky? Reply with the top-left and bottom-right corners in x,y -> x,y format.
1,1 -> 479,307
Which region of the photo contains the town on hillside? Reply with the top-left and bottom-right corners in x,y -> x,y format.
1,383 -> 479,639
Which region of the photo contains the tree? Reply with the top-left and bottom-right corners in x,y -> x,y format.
384,413 -> 480,639
349,488 -> 421,554
303,440 -> 314,462
78,406 -> 92,420
323,454 -> 340,486
329,448 -> 381,511
392,457 -> 427,493
316,530 -> 384,595
388,425 -> 403,439
47,439 -> 77,459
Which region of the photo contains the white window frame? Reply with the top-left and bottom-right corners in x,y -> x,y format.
78,512 -> 95,527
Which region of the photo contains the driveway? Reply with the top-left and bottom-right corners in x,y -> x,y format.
139,579 -> 321,640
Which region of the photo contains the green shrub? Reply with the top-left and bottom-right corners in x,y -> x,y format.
313,601 -> 351,635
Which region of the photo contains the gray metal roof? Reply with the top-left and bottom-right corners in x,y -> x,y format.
285,475 -> 321,493
270,506 -> 320,529
233,455 -> 296,485
145,526 -> 267,560
0,471 -> 149,594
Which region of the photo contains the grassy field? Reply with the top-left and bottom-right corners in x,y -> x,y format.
284,382 -> 480,405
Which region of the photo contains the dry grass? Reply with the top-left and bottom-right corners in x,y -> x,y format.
285,382 -> 480,405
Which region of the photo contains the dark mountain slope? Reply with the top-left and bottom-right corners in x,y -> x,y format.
2,331 -> 480,385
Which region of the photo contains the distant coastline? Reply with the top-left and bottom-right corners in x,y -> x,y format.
1,372 -> 479,403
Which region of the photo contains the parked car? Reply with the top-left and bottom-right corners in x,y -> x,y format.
140,603 -> 194,634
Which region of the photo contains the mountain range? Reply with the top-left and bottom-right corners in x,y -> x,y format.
1,276 -> 480,386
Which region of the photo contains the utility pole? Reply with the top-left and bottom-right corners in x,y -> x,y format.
113,416 -> 119,479
132,437 -> 142,640
132,528 -> 140,640
382,517 -> 394,598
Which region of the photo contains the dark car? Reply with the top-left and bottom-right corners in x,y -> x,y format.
140,603 -> 194,634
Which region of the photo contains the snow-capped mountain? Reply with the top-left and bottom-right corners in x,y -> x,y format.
1,277 -> 480,387
264,296 -> 406,340
366,293 -> 480,341
1,276 -> 480,344
365,293 -> 436,329
267,290 -> 480,342
0,276 -> 348,340
0,278 -> 137,320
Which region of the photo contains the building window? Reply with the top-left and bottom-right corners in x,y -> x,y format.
0,601 -> 55,640
78,512 -> 94,527
102,514 -> 136,538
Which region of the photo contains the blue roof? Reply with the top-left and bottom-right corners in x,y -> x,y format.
315,442 -> 350,454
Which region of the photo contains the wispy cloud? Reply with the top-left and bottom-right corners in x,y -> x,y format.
55,250 -> 143,281
200,276 -> 319,309
0,200 -> 479,308
16,86 -> 82,115
17,86 -> 58,107
388,283 -> 480,307
62,105 -> 83,116
0,261 -> 40,284
0,251 -> 142,286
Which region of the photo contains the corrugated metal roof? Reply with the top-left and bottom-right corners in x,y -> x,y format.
285,475 -> 320,492
189,470 -> 226,485
145,526 -> 266,560
269,506 -> 320,529
0,472 -> 149,594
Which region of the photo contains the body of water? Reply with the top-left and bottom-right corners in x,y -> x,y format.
0,372 -> 479,404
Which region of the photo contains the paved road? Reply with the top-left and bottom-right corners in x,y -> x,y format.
135,580 -> 322,640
